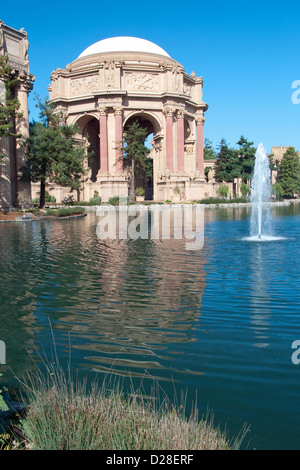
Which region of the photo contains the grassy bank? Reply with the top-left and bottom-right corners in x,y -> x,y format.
3,362 -> 248,450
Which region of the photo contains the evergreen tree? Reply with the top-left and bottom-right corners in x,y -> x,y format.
277,147 -> 300,198
236,136 -> 256,183
214,139 -> 240,182
0,55 -> 22,160
20,97 -> 87,207
119,120 -> 150,201
204,138 -> 216,160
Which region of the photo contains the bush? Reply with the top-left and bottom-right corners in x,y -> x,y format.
46,207 -> 85,217
216,184 -> 229,199
32,191 -> 56,205
89,197 -> 102,205
136,187 -> 145,197
108,196 -> 129,205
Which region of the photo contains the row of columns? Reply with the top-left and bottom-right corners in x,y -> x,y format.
97,106 -> 205,176
164,107 -> 205,176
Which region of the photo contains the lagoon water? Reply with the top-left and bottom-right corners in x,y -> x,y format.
0,203 -> 299,449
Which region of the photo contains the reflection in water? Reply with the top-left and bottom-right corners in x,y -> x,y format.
0,210 -> 208,383
249,244 -> 271,348
0,204 -> 300,450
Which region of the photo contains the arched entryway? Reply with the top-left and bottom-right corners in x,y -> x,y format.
123,113 -> 160,200
74,115 -> 100,182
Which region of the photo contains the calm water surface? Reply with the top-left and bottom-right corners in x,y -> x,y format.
0,203 -> 299,450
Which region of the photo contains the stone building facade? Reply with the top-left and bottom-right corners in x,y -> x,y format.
43,37 -> 214,202
0,20 -> 34,207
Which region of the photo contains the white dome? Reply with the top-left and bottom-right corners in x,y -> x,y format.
78,36 -> 170,58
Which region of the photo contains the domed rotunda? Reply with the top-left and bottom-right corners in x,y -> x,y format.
46,36 -> 209,202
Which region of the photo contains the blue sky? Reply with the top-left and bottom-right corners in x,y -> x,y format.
2,0 -> 300,153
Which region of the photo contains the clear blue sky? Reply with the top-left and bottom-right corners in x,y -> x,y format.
2,0 -> 300,154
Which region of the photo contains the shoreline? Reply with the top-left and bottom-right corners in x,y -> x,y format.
0,199 -> 298,222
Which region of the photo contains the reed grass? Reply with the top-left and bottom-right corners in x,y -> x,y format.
12,326 -> 249,451
16,358 -> 248,450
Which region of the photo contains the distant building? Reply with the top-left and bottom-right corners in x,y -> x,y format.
0,20 -> 34,207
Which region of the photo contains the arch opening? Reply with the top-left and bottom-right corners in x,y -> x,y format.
123,114 -> 157,200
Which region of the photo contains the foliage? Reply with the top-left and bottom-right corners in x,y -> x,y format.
272,182 -> 284,200
19,96 -> 87,208
108,196 -> 129,205
240,182 -> 250,197
135,187 -> 145,197
214,139 -> 240,183
0,55 -> 22,161
119,120 -> 150,201
277,146 -> 300,198
193,197 -> 249,205
236,136 -> 256,182
204,138 -> 216,160
214,136 -> 255,183
18,356 -> 247,450
88,190 -> 101,205
45,207 -> 85,217
216,184 -> 230,198
32,190 -> 56,205
62,195 -> 75,206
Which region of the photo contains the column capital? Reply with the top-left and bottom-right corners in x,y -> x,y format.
196,110 -> 205,126
16,71 -> 35,93
98,106 -> 108,116
113,106 -> 124,116
163,106 -> 175,117
176,109 -> 186,119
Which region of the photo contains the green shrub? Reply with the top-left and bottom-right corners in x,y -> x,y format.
46,207 -> 85,217
108,196 -> 129,205
136,187 -> 145,197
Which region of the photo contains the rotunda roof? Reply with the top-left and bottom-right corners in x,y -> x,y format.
78,36 -> 170,58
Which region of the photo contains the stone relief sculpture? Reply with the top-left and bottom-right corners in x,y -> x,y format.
104,60 -> 116,88
183,82 -> 192,96
71,75 -> 99,95
172,65 -> 181,91
125,72 -> 159,91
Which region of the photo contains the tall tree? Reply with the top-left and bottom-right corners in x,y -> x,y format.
20,97 -> 87,207
119,120 -> 150,201
277,146 -> 300,198
204,138 -> 216,160
236,136 -> 256,183
0,55 -> 22,161
214,138 -> 240,182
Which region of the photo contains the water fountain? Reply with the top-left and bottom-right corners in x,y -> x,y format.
249,143 -> 272,240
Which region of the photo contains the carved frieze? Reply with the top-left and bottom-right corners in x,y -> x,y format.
71,75 -> 99,96
125,72 -> 160,91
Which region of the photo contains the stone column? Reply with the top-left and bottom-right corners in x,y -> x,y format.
15,72 -> 34,199
164,107 -> 174,172
114,106 -> 123,173
176,110 -> 186,173
99,107 -> 108,173
196,111 -> 205,176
